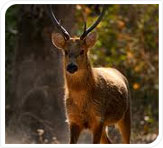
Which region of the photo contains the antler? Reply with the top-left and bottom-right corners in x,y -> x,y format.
80,5 -> 107,40
49,5 -> 70,40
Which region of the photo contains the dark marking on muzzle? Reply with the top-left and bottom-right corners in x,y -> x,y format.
66,63 -> 78,74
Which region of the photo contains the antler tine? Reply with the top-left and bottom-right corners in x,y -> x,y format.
83,21 -> 87,34
80,5 -> 107,40
81,7 -> 87,37
49,5 -> 70,40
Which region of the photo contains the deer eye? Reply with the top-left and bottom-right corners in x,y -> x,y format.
64,50 -> 68,55
80,50 -> 84,55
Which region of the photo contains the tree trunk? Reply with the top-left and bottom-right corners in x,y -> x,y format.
6,4 -> 75,144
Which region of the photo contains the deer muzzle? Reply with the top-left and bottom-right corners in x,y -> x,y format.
66,63 -> 78,74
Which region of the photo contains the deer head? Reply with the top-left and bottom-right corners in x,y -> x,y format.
50,5 -> 106,74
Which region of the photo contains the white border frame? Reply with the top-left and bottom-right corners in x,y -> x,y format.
0,0 -> 162,148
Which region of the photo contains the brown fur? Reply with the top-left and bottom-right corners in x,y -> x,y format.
52,32 -> 131,144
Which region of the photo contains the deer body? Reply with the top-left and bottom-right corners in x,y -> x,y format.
66,67 -> 129,127
65,54 -> 131,144
50,5 -> 131,144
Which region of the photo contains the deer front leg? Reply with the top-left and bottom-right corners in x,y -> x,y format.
92,121 -> 104,144
100,126 -> 112,144
69,123 -> 82,144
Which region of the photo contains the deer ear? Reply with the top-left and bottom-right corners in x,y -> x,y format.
85,32 -> 97,48
52,33 -> 65,49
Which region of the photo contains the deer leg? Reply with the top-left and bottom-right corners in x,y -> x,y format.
92,122 -> 104,144
117,107 -> 131,144
69,123 -> 82,144
100,126 -> 112,144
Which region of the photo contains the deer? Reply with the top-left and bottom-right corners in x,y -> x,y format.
49,5 -> 131,144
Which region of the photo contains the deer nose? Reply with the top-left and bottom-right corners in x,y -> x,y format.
66,63 -> 78,74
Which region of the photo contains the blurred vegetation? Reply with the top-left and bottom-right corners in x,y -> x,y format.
6,4 -> 158,143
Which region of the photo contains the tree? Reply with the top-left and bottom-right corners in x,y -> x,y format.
6,4 -> 75,143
